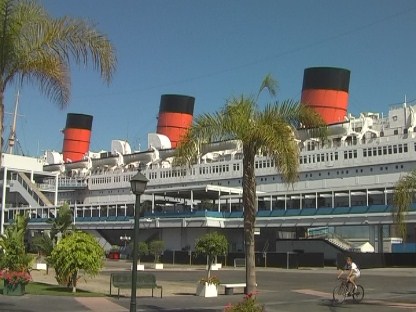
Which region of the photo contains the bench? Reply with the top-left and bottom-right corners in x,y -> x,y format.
220,283 -> 247,295
110,272 -> 163,298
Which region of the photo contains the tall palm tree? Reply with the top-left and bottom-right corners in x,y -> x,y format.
393,170 -> 416,240
174,75 -> 326,293
0,0 -> 116,161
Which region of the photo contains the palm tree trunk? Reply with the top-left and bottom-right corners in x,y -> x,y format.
0,90 -> 4,168
243,148 -> 257,294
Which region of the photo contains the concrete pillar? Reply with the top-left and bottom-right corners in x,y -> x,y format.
369,225 -> 376,250
378,225 -> 384,254
190,190 -> 193,212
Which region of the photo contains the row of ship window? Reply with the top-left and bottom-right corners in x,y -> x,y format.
90,174 -> 134,185
300,143 -> 410,165
363,143 -> 408,157
157,164 -> 241,179
303,164 -> 405,178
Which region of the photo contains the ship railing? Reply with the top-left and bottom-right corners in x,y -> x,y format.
58,177 -> 88,188
41,177 -> 88,189
3,205 -> 59,224
37,182 -> 56,191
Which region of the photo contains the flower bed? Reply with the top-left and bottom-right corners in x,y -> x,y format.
0,270 -> 32,285
224,292 -> 264,312
0,270 -> 32,296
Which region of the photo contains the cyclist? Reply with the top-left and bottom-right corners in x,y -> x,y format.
337,256 -> 360,294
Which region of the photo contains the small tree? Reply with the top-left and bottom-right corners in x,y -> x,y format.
149,240 -> 164,263
129,241 -> 148,263
194,232 -> 228,282
138,242 -> 148,264
50,231 -> 104,293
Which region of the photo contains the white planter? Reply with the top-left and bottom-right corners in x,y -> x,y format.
154,263 -> 164,270
35,263 -> 47,271
131,264 -> 145,271
196,282 -> 218,297
207,263 -> 222,270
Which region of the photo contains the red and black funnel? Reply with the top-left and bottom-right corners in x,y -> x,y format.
62,113 -> 93,162
156,94 -> 195,148
301,67 -> 350,125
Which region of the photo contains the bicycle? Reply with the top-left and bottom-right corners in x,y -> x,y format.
332,278 -> 364,304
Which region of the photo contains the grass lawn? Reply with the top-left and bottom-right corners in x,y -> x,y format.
1,282 -> 105,297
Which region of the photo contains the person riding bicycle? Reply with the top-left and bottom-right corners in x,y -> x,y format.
337,256 -> 360,294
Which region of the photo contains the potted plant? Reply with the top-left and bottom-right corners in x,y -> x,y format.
0,271 -> 32,295
149,240 -> 164,269
0,215 -> 34,296
194,232 -> 228,297
129,241 -> 148,270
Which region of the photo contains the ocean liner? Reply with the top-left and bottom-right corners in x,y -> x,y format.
1,67 -> 415,254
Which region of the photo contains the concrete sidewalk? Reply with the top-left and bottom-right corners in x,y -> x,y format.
30,265 -> 198,297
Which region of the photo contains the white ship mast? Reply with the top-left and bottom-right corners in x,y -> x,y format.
7,90 -> 20,154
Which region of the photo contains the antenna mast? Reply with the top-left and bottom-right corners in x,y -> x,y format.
7,90 -> 20,154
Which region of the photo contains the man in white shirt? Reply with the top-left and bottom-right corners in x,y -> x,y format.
337,256 -> 360,294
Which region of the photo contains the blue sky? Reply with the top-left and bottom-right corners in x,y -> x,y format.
5,0 -> 416,156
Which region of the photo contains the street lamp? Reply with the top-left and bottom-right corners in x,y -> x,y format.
120,234 -> 131,248
129,170 -> 148,312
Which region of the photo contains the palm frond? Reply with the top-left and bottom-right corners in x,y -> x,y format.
174,111 -> 228,166
0,0 -> 116,105
18,55 -> 70,107
257,73 -> 278,99
47,17 -> 116,83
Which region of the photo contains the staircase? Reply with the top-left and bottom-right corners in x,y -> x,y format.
9,172 -> 53,207
325,235 -> 353,251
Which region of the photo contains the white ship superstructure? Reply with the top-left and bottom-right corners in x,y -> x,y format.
2,67 -> 416,254
41,102 -> 415,209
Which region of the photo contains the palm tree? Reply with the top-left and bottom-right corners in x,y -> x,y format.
0,0 -> 116,161
174,75 -> 326,293
0,214 -> 33,272
393,170 -> 416,240
48,203 -> 74,242
31,203 -> 74,272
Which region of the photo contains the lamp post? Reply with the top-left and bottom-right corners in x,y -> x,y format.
129,170 -> 148,312
120,234 -> 131,248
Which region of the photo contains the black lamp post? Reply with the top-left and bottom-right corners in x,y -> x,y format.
120,234 -> 131,248
129,170 -> 148,312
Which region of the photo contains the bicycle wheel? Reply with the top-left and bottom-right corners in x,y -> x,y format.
352,285 -> 364,303
333,284 -> 346,304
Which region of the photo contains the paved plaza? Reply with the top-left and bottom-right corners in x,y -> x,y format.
1,261 -> 415,312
